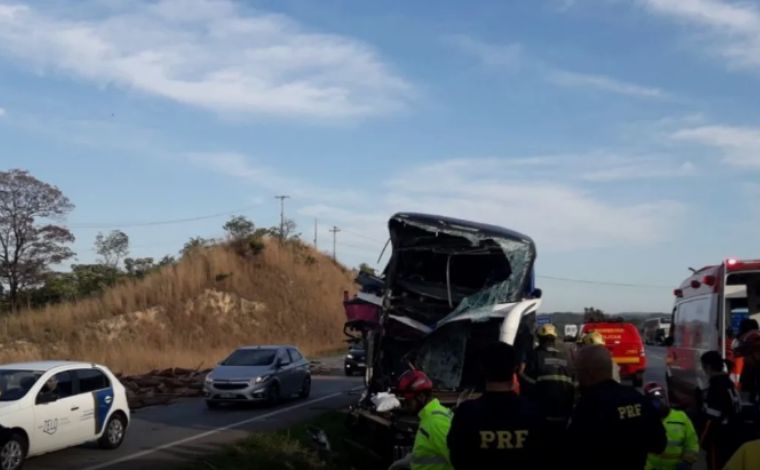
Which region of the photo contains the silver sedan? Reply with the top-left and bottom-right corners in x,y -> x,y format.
203,345 -> 311,408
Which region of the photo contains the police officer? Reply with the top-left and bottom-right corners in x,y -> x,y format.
568,345 -> 666,470
643,382 -> 699,470
389,370 -> 453,470
447,341 -> 545,469
521,323 -> 575,427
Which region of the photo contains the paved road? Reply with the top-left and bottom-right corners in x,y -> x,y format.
644,345 -> 668,388
26,375 -> 363,470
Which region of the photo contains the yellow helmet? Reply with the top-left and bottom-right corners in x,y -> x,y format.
578,331 -> 605,346
536,323 -> 558,338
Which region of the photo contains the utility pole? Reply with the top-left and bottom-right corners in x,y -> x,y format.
330,226 -> 341,260
274,195 -> 290,240
313,218 -> 318,248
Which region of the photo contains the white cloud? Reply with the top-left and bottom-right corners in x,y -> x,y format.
299,157 -> 686,257
186,152 -> 364,202
547,69 -> 666,98
581,159 -> 695,181
639,0 -> 760,70
190,151 -> 686,261
671,125 -> 760,168
0,1 -> 411,119
449,34 -> 667,98
447,35 -> 523,69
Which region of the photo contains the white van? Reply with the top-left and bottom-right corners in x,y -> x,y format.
666,258 -> 760,409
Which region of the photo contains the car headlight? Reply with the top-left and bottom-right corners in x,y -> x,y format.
254,375 -> 271,384
204,375 -> 213,385
346,354 -> 354,359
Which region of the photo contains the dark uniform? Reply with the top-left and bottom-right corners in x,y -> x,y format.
567,380 -> 666,470
521,341 -> 575,423
702,373 -> 742,470
447,391 -> 545,470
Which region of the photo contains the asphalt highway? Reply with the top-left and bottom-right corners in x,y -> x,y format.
26,375 -> 362,470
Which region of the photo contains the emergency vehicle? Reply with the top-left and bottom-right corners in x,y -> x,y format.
666,258 -> 760,409
580,322 -> 647,387
0,361 -> 130,470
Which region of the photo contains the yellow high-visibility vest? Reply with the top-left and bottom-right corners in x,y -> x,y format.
645,409 -> 699,470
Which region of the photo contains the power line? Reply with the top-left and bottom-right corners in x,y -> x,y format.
341,227 -> 386,244
537,275 -> 671,289
69,206 -> 257,229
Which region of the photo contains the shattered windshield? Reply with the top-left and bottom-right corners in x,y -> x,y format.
444,238 -> 534,321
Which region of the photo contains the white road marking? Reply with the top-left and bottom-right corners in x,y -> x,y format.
81,391 -> 351,470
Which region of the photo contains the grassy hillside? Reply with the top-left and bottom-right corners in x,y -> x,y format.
0,241 -> 355,374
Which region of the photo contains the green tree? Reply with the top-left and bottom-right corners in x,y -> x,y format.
74,264 -> 121,295
181,237 -> 211,257
223,216 -> 255,240
94,230 -> 129,268
0,169 -> 75,311
157,255 -> 175,267
124,257 -> 155,278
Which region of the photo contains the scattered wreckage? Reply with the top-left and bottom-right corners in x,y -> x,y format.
343,213 -> 542,466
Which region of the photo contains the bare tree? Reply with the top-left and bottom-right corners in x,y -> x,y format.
94,230 -> 129,268
0,169 -> 75,311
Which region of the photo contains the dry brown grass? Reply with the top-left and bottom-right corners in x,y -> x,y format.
0,240 -> 355,374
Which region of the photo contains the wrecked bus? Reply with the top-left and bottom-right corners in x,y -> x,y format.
344,213 -> 541,466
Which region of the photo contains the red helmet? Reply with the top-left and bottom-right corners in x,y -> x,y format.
397,370 -> 433,399
643,382 -> 665,399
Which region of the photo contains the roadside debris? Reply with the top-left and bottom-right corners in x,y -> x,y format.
120,359 -> 343,409
119,367 -> 209,409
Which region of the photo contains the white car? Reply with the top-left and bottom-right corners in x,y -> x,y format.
0,361 -> 130,470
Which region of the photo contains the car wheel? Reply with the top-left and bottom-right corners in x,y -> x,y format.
344,367 -> 352,376
206,400 -> 220,410
267,382 -> 280,405
0,434 -> 26,470
99,413 -> 127,449
299,376 -> 311,399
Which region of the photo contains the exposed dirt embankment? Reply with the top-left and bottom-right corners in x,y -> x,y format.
0,241 -> 355,374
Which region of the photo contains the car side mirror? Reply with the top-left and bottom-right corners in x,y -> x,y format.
274,359 -> 282,369
531,289 -> 543,299
663,336 -> 674,347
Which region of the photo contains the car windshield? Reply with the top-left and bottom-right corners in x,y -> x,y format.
222,349 -> 277,366
0,370 -> 43,402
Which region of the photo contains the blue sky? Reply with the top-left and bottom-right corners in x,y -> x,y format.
2,0 -> 760,313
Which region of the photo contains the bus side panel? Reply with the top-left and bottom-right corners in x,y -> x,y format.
667,294 -> 718,410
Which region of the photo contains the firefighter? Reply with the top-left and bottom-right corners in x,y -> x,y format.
567,345 -> 666,470
447,341 -> 545,469
700,350 -> 743,470
388,369 -> 453,470
577,330 -> 621,382
643,382 -> 699,470
578,330 -> 605,346
521,323 -> 575,427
